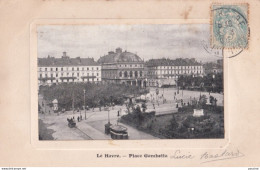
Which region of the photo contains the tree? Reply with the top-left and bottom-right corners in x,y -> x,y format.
169,114 -> 178,130
141,103 -> 147,112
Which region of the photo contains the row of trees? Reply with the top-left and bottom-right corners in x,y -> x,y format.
39,82 -> 149,111
177,73 -> 223,93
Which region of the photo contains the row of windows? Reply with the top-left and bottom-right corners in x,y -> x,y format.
118,64 -> 143,68
39,67 -> 100,72
119,71 -> 143,78
153,66 -> 203,69
39,72 -> 99,77
41,78 -> 100,83
150,70 -> 203,75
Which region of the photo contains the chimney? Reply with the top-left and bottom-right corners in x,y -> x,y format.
63,52 -> 67,58
115,48 -> 122,53
108,51 -> 115,55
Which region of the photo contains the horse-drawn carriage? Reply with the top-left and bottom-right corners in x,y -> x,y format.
67,118 -> 76,128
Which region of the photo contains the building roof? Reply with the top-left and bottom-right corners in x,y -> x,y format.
145,58 -> 202,67
38,53 -> 100,67
98,48 -> 143,64
203,61 -> 223,70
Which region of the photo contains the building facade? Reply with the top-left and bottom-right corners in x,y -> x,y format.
98,48 -> 147,87
203,59 -> 223,75
146,58 -> 204,87
38,52 -> 101,86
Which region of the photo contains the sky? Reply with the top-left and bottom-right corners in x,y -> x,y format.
37,24 -> 223,62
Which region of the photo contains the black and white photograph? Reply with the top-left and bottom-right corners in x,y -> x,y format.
37,24 -> 224,140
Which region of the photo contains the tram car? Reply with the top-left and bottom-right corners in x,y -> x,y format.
109,124 -> 129,140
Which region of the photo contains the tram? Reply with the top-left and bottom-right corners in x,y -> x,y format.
109,124 -> 129,140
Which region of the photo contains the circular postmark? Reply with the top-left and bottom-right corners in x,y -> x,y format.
201,40 -> 223,58
212,6 -> 248,49
211,5 -> 249,58
202,39 -> 244,59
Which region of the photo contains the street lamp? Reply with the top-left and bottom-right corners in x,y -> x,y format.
83,89 -> 86,120
108,107 -> 110,124
212,74 -> 215,93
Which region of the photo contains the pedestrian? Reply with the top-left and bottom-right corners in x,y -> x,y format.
73,116 -> 74,120
77,116 -> 80,122
176,103 -> 178,108
80,115 -> 82,120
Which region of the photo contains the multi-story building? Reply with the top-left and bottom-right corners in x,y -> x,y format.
98,48 -> 147,87
203,59 -> 223,75
38,52 -> 101,86
146,58 -> 204,87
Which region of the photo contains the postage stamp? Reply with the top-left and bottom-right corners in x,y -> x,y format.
211,4 -> 249,49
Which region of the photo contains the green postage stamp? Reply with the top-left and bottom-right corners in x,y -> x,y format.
211,4 -> 249,49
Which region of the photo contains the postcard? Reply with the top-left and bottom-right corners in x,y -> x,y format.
0,0 -> 259,167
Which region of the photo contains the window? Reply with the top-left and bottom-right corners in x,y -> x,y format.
45,74 -> 47,77
56,74 -> 58,77
92,73 -> 94,76
77,73 -> 79,77
97,67 -> 99,70
45,68 -> 47,71
51,68 -> 53,71
119,72 -> 122,77
130,71 -> 133,77
140,71 -> 142,77
72,68 -> 74,71
97,73 -> 99,76
40,74 -> 42,78
135,71 -> 138,77
82,67 -> 84,70
61,68 -> 63,71
40,68 -> 42,71
51,74 -> 53,77
124,71 -> 128,77
56,68 -> 58,71
87,67 -> 89,70
77,67 -> 79,71
92,67 -> 94,70
97,78 -> 99,81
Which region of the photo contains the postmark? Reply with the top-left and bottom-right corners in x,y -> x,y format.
211,4 -> 249,49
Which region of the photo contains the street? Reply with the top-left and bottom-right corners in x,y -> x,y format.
38,87 -> 223,140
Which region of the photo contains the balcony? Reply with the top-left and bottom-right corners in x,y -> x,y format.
60,77 -> 77,80
38,77 -> 55,81
81,76 -> 97,79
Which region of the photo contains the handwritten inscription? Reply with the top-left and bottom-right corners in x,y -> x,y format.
97,149 -> 245,164
170,150 -> 195,159
200,149 -> 244,163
